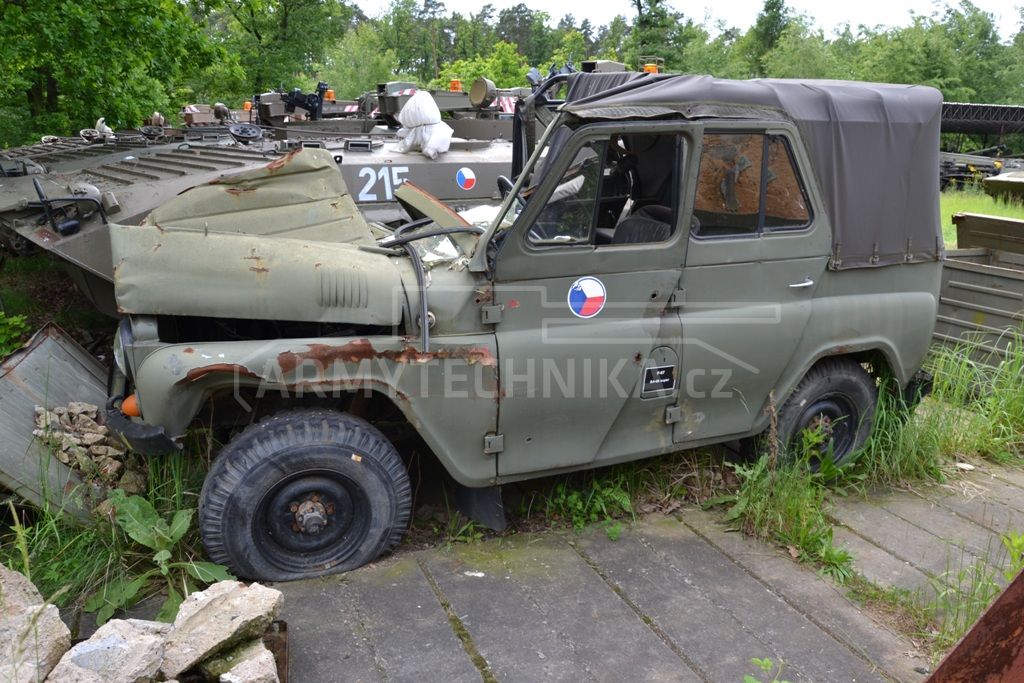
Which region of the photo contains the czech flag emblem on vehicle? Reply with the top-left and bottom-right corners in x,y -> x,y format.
456,167 -> 476,190
567,276 -> 606,318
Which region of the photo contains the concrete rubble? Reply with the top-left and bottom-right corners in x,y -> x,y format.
159,581 -> 283,679
33,402 -> 149,496
47,619 -> 170,683
0,572 -> 282,683
202,639 -> 280,683
0,564 -> 72,683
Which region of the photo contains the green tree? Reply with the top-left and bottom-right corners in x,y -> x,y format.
378,0 -> 422,76
549,30 -> 589,68
763,20 -> 850,79
415,0 -> 449,83
854,19 -> 970,99
939,1 -> 1007,103
743,0 -> 793,76
0,0 -> 214,146
209,0 -> 358,92
679,24 -> 748,78
627,0 -> 674,67
434,40 -> 528,89
595,15 -> 631,61
496,4 -> 553,66
316,23 -> 402,99
452,6 -> 497,60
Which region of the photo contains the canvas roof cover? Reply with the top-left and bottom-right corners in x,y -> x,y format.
562,75 -> 943,270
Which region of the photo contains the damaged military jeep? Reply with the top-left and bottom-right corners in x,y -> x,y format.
105,75 -> 943,581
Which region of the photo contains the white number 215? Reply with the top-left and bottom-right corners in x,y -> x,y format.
357,166 -> 409,201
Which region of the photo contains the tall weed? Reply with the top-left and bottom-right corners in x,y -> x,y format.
710,406 -> 855,583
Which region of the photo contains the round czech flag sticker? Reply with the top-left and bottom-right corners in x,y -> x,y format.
456,167 -> 476,191
568,276 -> 607,319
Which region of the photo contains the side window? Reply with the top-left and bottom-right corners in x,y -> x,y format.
527,139 -> 607,245
692,131 -> 811,238
527,133 -> 681,247
764,135 -> 811,230
693,133 -> 763,237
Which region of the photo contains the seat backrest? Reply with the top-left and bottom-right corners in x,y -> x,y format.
610,205 -> 673,244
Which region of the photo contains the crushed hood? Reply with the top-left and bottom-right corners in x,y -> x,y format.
142,147 -> 374,244
111,149 -> 405,325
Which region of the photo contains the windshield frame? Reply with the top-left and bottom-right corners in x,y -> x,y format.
468,113 -> 565,273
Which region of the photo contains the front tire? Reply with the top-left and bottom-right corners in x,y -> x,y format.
775,358 -> 878,467
199,409 -> 412,581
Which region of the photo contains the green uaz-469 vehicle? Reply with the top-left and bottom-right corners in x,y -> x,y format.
104,74 -> 942,580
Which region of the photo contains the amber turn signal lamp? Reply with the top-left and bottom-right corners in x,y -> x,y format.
121,394 -> 141,418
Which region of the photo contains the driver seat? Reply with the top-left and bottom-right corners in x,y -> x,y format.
610,205 -> 673,244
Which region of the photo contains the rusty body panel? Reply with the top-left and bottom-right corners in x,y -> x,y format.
927,569 -> 1024,682
131,334 -> 499,486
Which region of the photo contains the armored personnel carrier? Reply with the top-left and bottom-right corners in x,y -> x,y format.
0,106 -> 515,314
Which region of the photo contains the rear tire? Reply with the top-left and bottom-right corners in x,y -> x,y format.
199,409 -> 412,581
775,358 -> 878,467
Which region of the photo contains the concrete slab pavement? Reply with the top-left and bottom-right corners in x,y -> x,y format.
276,464 -> 1024,682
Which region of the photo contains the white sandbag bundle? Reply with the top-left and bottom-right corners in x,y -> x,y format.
395,90 -> 453,159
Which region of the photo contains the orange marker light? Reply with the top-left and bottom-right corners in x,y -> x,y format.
449,79 -> 463,92
242,100 -> 253,112
325,89 -> 335,101
121,394 -> 141,418
643,63 -> 659,74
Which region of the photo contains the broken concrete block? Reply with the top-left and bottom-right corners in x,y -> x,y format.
117,470 -> 148,496
0,604 -> 71,683
219,643 -> 279,683
47,618 -> 170,683
0,566 -> 70,682
199,639 -> 276,680
80,433 -> 106,447
0,564 -> 43,616
88,445 -> 123,460
159,582 -> 282,679
68,402 -> 99,418
96,458 -> 123,480
73,413 -> 100,433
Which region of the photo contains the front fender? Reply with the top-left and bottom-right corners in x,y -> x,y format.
132,334 -> 500,486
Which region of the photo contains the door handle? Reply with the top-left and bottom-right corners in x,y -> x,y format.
788,277 -> 814,289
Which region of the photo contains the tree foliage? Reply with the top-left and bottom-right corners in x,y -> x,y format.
0,0 -> 213,143
3,0 -> 1024,149
316,23 -> 403,99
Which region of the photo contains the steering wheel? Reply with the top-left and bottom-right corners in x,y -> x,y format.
496,175 -> 527,209
228,123 -> 263,145
139,125 -> 165,140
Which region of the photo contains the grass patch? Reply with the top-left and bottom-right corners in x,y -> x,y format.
849,531 -> 1024,661
856,335 -> 1024,487
0,446 -> 218,630
847,574 -> 933,638
940,187 -> 1024,247
0,252 -> 111,335
519,449 -> 735,538
711,451 -> 855,583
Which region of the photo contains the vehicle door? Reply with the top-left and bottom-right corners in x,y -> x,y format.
671,124 -> 832,443
490,121 -> 700,479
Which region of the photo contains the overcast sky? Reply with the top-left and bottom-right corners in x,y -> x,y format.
355,0 -> 1023,41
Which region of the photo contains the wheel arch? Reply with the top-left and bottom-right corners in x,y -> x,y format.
131,339 -> 498,487
750,341 -> 904,437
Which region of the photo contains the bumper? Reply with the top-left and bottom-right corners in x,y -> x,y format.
104,396 -> 179,455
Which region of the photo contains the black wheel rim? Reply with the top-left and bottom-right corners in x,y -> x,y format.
792,392 -> 859,464
254,467 -> 371,573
